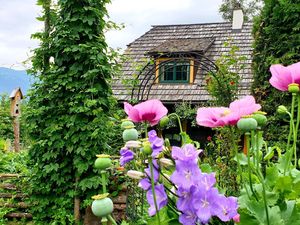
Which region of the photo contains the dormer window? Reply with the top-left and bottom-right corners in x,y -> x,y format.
147,38 -> 214,85
156,59 -> 194,84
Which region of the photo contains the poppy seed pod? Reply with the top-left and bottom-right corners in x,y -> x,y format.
121,120 -> 134,130
252,112 -> 267,127
91,197 -> 114,217
94,157 -> 112,170
122,128 -> 138,142
237,117 -> 258,132
288,83 -> 300,93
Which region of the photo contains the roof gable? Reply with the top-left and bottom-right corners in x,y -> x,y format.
113,22 -> 254,103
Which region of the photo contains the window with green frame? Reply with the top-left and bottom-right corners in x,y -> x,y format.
159,60 -> 190,83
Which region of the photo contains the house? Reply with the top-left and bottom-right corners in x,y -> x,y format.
112,9 -> 253,105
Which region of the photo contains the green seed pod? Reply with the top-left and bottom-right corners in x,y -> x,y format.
122,128 -> 138,142
91,198 -> 114,217
252,113 -> 267,127
288,83 -> 299,93
121,120 -> 134,130
159,116 -> 170,127
94,157 -> 112,170
237,118 -> 258,132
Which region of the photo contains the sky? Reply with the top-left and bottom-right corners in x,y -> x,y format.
0,0 -> 223,70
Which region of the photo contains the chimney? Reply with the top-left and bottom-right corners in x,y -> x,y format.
232,6 -> 244,32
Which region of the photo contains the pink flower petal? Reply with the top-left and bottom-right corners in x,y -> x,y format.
196,107 -> 230,128
288,62 -> 300,84
269,64 -> 293,91
124,102 -> 141,122
124,99 -> 168,126
229,96 -> 261,117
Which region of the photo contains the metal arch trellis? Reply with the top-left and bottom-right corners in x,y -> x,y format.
130,51 -> 233,104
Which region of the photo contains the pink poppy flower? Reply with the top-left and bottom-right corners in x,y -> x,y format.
124,99 -> 168,126
229,95 -> 261,118
269,62 -> 300,91
196,96 -> 261,128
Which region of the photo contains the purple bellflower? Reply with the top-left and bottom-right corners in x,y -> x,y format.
146,184 -> 168,216
148,130 -> 164,157
120,147 -> 134,166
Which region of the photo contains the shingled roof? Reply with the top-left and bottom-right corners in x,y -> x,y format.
112,22 -> 253,103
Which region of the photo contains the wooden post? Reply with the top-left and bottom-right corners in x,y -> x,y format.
74,177 -> 81,223
13,117 -> 20,152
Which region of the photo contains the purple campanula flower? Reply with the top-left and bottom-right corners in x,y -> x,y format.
214,195 -> 238,222
138,160 -> 159,191
145,160 -> 159,181
194,187 -> 219,224
198,172 -> 216,191
120,147 -> 134,166
146,184 -> 168,216
172,144 -> 202,162
148,130 -> 158,142
138,178 -> 151,191
148,130 -> 164,157
179,208 -> 198,225
177,185 -> 198,211
171,160 -> 201,189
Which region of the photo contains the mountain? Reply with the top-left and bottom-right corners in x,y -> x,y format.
0,67 -> 32,96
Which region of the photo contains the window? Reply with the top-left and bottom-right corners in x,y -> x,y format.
156,59 -> 194,84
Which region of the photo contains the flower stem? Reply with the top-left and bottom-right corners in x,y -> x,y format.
245,133 -> 258,201
255,170 -> 270,225
149,158 -> 161,225
294,94 -> 300,167
101,171 -> 107,193
285,94 -> 296,174
107,215 -> 117,225
168,113 -> 183,134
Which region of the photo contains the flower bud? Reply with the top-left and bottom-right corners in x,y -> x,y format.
127,170 -> 144,180
159,158 -> 174,168
288,83 -> 299,93
142,141 -> 152,155
159,116 -> 170,127
125,140 -> 142,148
237,117 -> 258,132
122,128 -> 138,141
277,105 -> 288,115
164,138 -> 171,148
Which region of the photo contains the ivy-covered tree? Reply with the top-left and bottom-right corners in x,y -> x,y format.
219,0 -> 262,21
252,0 -> 300,140
26,0 -> 117,223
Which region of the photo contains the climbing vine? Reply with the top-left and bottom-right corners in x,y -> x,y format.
26,0 -> 119,223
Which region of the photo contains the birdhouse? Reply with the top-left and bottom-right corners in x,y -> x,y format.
9,87 -> 23,117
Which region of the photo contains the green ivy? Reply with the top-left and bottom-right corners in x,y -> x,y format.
26,0 -> 119,223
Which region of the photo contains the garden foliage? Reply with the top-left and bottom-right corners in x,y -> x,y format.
26,0 -> 119,223
252,0 -> 300,140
